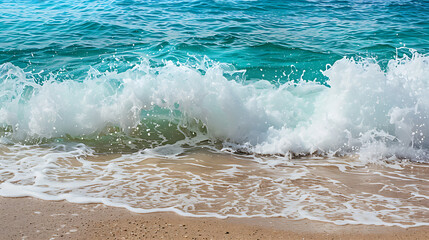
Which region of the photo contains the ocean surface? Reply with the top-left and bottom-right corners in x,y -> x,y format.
1,0 -> 429,227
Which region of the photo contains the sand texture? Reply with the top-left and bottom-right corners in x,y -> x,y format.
1,197 -> 428,240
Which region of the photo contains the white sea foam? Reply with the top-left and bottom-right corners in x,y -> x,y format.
0,144 -> 428,227
1,52 -> 429,160
0,53 -> 429,160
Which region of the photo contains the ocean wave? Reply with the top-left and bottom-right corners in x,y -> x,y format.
1,51 -> 429,161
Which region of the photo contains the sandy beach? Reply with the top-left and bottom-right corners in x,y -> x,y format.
1,196 -> 428,240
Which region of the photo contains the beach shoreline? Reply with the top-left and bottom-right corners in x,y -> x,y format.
1,1 -> 429,239
1,196 -> 428,240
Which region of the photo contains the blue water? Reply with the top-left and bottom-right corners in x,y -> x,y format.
1,0 -> 429,159
2,0 -> 428,81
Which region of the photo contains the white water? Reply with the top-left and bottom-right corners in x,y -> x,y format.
1,52 -> 429,160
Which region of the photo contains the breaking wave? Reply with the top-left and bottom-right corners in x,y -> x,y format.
1,51 -> 429,162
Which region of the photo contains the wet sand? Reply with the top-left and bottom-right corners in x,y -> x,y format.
1,196 -> 428,240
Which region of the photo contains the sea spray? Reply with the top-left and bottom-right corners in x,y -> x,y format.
1,52 -> 429,161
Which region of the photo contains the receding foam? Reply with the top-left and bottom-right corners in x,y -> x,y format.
0,144 -> 428,227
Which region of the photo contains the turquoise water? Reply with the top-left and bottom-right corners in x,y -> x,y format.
2,0 -> 428,81
1,0 -> 429,159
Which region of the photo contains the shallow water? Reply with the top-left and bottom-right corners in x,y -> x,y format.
0,144 -> 428,227
1,0 -> 429,227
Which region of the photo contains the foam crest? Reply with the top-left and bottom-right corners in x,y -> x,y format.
253,53 -> 429,161
1,52 -> 429,161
